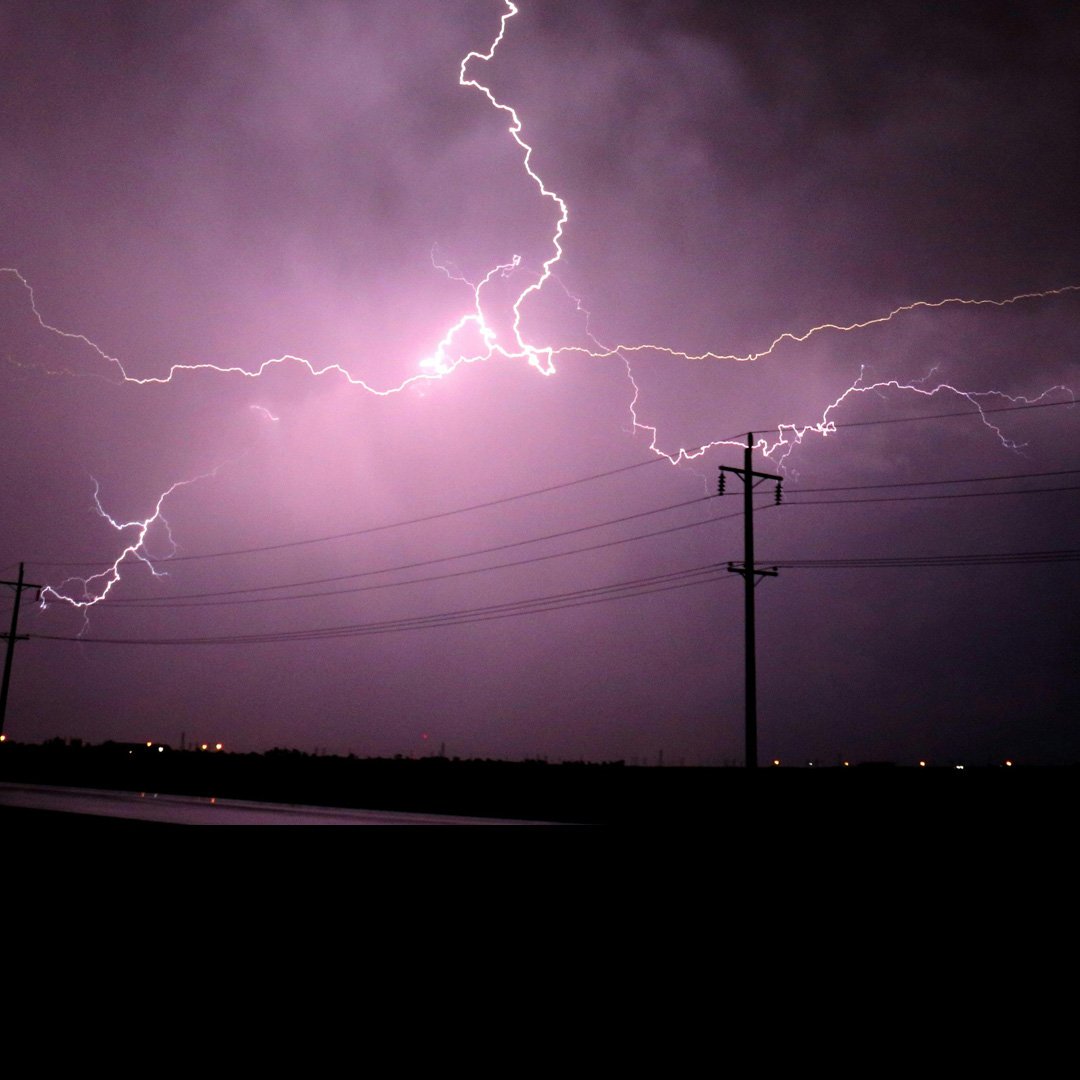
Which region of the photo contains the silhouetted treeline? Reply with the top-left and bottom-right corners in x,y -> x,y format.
0,738 -> 1072,825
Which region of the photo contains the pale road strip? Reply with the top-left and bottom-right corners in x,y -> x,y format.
0,781 -> 560,826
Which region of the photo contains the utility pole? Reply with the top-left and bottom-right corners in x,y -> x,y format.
718,434 -> 782,768
1,563 -> 42,740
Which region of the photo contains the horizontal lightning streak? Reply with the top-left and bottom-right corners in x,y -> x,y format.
553,287 -> 1080,367
2,0 -> 1076,614
762,375 -> 1075,466
3,1 -> 564,396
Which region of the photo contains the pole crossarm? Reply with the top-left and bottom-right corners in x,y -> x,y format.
727,562 -> 778,581
718,465 -> 784,485
1,582 -> 42,594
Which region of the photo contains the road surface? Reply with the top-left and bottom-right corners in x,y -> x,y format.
0,781 -> 557,826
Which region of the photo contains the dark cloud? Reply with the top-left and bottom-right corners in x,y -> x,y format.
2,1 -> 1077,765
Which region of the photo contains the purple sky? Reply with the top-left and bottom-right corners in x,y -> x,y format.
2,0 -> 1077,765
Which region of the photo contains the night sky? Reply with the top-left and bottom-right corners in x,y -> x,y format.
2,0 -> 1077,766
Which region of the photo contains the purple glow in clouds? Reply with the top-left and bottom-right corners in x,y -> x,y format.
1,1 -> 1078,766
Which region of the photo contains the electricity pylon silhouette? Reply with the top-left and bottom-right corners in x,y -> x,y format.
718,435 -> 782,768
1,563 -> 41,739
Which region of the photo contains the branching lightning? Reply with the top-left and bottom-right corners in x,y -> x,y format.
39,470 -> 220,621
3,0 -> 1077,611
552,287 -> 1079,467
1,4 -> 566,397
762,373 -> 1075,469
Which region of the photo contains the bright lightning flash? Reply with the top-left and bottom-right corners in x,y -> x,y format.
39,472 -> 218,618
1,3 -> 565,397
2,0 -> 1076,610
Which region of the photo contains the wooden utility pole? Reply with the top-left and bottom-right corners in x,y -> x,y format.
1,563 -> 42,739
718,435 -> 782,768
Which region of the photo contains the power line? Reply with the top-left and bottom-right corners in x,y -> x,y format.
768,549 -> 1080,569
712,395 -> 1075,450
90,494 -> 719,603
36,563 -> 742,646
29,398 -> 1076,570
776,484 -> 1080,507
34,544 -> 1078,647
811,395 -> 1075,432
30,455 -> 672,568
781,467 -> 1080,494
50,472 -> 1078,609
92,507 -> 746,610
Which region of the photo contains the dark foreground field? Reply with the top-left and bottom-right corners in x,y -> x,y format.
2,740 -> 1075,827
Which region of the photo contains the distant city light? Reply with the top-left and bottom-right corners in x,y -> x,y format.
215,743 -> 223,751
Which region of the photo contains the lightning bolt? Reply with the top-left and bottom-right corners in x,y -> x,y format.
5,0 -> 1077,608
552,286 -> 1080,367
38,469 -> 222,624
457,0 -> 567,377
761,373 -> 1076,470
545,277 -> 1078,469
1,3 -> 565,396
